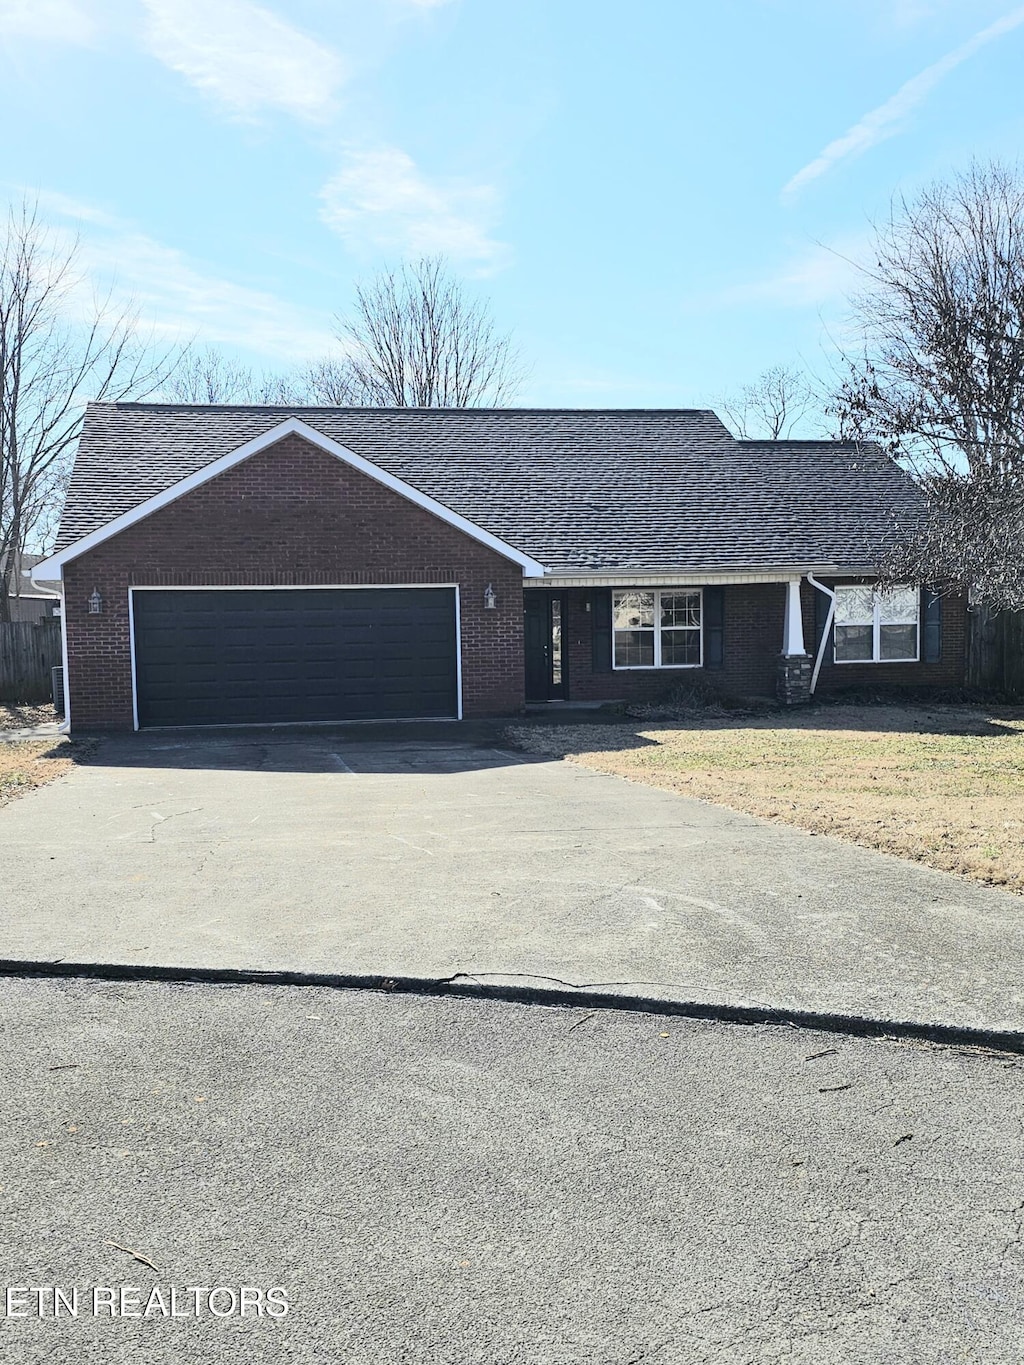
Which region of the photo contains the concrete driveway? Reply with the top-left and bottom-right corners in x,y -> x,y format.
2,728 -> 1024,1032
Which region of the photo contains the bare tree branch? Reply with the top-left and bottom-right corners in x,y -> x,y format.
718,364 -> 821,439
279,358 -> 363,406
833,161 -> 1024,609
157,259 -> 525,416
161,346 -> 257,404
337,257 -> 524,407
0,198 -> 182,618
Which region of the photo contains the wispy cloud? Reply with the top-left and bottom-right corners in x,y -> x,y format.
40,193 -> 336,361
141,0 -> 346,123
0,0 -> 97,44
886,0 -> 946,24
319,148 -> 508,270
713,237 -> 868,311
883,0 -> 983,27
783,5 -> 1024,197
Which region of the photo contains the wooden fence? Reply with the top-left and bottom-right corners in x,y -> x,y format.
967,605 -> 1024,696
0,618 -> 62,704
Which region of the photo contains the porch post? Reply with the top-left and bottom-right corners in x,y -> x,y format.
782,578 -> 805,656
777,578 -> 812,705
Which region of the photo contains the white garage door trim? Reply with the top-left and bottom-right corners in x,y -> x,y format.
127,583 -> 463,731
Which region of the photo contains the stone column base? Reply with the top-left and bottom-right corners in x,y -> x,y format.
777,653 -> 812,705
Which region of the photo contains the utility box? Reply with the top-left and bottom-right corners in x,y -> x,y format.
52,665 -> 65,717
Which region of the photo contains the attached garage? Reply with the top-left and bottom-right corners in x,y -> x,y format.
130,587 -> 460,728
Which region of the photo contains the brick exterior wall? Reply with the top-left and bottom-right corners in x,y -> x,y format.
801,578 -> 967,692
549,580 -> 966,704
63,434 -> 525,730
561,583 -> 786,703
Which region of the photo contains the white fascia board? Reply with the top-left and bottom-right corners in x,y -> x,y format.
525,567 -> 838,588
34,417 -> 547,579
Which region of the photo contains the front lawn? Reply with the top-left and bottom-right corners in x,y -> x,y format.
0,739 -> 80,807
509,704 -> 1024,894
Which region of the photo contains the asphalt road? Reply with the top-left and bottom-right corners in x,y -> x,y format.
3,731 -> 1024,1033
1,977 -> 1022,1363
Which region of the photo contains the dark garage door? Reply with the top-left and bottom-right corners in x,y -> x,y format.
132,588 -> 459,728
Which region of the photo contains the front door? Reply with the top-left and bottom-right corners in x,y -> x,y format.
524,592 -> 568,701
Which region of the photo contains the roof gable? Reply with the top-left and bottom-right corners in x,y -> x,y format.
36,416 -> 546,578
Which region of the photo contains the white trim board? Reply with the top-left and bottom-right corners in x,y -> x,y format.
35,418 -> 546,579
127,582 -> 464,732
528,571 -> 811,588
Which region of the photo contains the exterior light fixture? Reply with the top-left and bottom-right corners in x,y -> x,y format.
483,583 -> 497,610
88,588 -> 103,615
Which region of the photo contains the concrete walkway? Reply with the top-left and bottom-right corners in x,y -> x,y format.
2,730 -> 1023,1032
0,721 -> 62,742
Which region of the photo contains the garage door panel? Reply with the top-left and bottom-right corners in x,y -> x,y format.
132,588 -> 459,727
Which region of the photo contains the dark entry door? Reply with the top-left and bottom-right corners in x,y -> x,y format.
132,587 -> 459,728
524,592 -> 568,701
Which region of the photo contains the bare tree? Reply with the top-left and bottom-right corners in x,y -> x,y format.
161,346 -> 257,403
286,357 -> 363,406
0,200 -> 179,619
719,364 -> 819,439
161,346 -> 321,406
160,259 -> 523,413
337,256 -> 524,407
835,161 -> 1024,609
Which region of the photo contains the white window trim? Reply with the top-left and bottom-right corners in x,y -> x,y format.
612,587 -> 704,671
833,585 -> 920,665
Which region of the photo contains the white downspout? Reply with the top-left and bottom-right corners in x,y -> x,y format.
27,568 -> 71,734
807,573 -> 835,697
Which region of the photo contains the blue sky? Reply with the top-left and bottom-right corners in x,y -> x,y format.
1,0 -> 1023,412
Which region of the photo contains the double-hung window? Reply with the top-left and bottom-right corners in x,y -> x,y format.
834,585 -> 920,663
612,589 -> 702,669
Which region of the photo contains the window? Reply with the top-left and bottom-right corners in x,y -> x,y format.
613,589 -> 702,669
834,585 -> 919,663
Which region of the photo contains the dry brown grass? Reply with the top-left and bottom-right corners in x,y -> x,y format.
0,739 -> 79,807
0,703 -> 59,730
509,704 -> 1024,894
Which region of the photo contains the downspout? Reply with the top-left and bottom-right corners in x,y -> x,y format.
806,573 -> 835,697
27,568 -> 71,735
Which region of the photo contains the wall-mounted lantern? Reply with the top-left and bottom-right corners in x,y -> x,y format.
483,583 -> 497,611
87,587 -> 103,615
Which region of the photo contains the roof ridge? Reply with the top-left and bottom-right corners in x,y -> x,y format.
739,438 -> 887,452
87,401 -> 724,417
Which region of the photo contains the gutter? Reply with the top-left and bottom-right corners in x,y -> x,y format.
525,565 -> 847,589
806,573 -> 835,696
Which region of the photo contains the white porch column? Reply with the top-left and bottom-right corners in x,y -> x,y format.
782,578 -> 806,656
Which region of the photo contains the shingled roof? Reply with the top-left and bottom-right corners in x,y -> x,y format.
53,403 -> 924,574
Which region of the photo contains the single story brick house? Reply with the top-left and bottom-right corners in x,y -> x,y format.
33,403 -> 965,732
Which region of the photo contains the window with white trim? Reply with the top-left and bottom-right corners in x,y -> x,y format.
834,585 -> 919,663
612,589 -> 702,669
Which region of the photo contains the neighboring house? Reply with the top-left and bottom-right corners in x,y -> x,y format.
33,404 -> 966,733
2,552 -> 61,623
